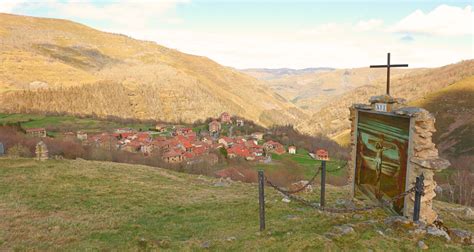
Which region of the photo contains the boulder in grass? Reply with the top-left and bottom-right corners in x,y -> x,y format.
448,228 -> 473,245
426,226 -> 451,241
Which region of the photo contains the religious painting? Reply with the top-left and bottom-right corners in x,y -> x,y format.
354,111 -> 410,214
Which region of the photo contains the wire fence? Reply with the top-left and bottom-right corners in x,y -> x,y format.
266,174 -> 417,213
258,160 -> 424,217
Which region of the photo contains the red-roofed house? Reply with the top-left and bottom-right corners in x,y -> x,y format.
218,137 -> 234,148
192,145 -> 208,156
119,132 -> 134,140
136,132 -> 151,142
220,112 -> 232,124
263,140 -> 285,155
176,127 -> 193,136
88,133 -> 117,149
25,128 -> 47,138
208,120 -> 221,133
315,149 -> 329,161
227,144 -> 251,159
183,152 -> 194,160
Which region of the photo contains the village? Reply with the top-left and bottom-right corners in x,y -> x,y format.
18,112 -> 330,166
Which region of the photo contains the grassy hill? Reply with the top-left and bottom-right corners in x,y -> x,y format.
0,13 -> 305,127
0,158 -> 472,250
0,113 -> 157,136
410,75 -> 474,157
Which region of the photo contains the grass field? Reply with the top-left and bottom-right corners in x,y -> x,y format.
0,113 -> 155,135
0,158 -> 472,250
256,152 -> 348,185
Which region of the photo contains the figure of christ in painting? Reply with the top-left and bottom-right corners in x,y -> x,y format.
373,138 -> 395,199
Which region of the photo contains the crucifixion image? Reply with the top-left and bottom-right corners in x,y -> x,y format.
373,139 -> 393,198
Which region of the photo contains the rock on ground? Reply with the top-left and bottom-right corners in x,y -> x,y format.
426,226 -> 451,241
384,216 -> 414,229
448,228 -> 474,245
417,240 -> 429,250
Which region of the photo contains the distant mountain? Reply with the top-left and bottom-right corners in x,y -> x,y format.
241,67 -> 334,80
244,67 -> 421,111
0,13 -> 306,127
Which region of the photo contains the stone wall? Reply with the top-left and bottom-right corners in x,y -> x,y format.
348,96 -> 449,224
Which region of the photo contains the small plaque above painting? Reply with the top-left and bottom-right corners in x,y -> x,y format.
374,103 -> 388,112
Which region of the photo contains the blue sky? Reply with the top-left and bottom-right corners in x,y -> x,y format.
1,0 -> 473,68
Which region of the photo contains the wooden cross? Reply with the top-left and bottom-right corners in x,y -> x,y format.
370,53 -> 408,95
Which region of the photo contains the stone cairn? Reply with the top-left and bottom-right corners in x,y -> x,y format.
35,141 -> 49,161
348,95 -> 450,224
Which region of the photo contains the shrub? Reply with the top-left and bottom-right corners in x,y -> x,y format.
7,144 -> 32,158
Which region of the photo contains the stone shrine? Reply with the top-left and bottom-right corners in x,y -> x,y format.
348,95 -> 450,224
35,141 -> 49,161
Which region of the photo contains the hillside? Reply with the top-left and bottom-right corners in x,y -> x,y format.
0,158 -> 472,250
410,75 -> 474,157
0,13 -> 306,127
298,60 -> 474,137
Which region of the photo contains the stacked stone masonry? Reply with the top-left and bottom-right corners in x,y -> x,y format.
349,96 -> 449,224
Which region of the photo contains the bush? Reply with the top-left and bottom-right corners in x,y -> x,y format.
7,144 -> 32,158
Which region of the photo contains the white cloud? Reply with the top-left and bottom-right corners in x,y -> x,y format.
0,0 -> 23,13
355,19 -> 384,32
389,5 -> 473,36
3,0 -> 188,29
1,2 -> 472,68
58,0 -> 189,28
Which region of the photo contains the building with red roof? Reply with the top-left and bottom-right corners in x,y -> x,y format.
208,120 -> 221,133
220,112 -> 232,124
315,149 -> 329,160
176,127 -> 193,136
25,128 -> 47,138
218,137 -> 234,148
227,144 -> 251,159
263,140 -> 285,155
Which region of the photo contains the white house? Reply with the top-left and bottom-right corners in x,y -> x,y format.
288,146 -> 296,154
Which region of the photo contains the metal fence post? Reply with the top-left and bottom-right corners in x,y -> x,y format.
413,173 -> 424,222
258,170 -> 265,231
321,160 -> 326,208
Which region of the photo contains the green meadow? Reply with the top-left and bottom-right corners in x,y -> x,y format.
0,158 -> 470,250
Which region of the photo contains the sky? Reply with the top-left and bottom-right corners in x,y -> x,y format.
1,0 -> 473,69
